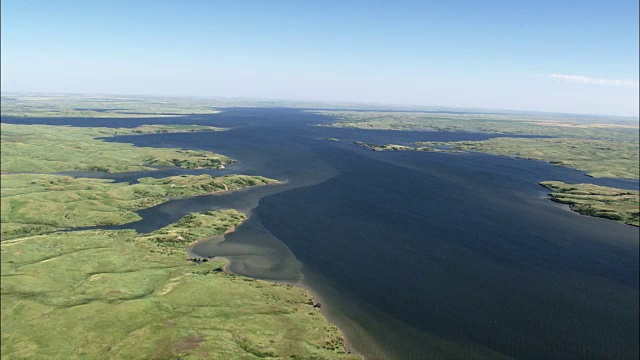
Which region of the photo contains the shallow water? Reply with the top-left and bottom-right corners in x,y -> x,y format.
3,108 -> 638,359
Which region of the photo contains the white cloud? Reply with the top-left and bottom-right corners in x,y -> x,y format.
550,73 -> 639,89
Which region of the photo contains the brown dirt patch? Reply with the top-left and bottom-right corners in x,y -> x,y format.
173,334 -> 205,353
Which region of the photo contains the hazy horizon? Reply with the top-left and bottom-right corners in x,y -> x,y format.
3,90 -> 640,121
2,1 -> 638,117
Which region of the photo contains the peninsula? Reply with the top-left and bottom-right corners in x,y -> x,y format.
321,110 -> 639,226
0,110 -> 359,359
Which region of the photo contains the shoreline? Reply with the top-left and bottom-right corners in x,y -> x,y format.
185,213 -> 361,358
296,278 -> 360,357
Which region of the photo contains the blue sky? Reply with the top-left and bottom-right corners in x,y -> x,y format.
2,0 -> 638,116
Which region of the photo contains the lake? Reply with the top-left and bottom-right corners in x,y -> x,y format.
3,108 -> 638,359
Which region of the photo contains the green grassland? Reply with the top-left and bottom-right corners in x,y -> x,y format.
135,210 -> 247,253
113,124 -> 225,134
316,110 -> 639,179
1,113 -> 359,358
1,173 -> 278,240
1,123 -> 234,173
2,93 -> 475,115
417,137 -> 639,179
1,93 -> 433,118
0,94 -> 222,117
138,174 -> 278,196
1,213 -> 357,359
540,181 -> 639,226
353,142 -> 414,151
316,110 -> 639,142
353,141 -> 460,153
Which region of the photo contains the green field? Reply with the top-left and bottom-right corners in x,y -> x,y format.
0,173 -> 278,240
112,124 -> 225,134
353,141 -> 460,153
321,110 -> 639,179
0,94 -> 222,117
353,136 -> 639,179
316,110 -> 639,142
135,210 -> 247,253
1,215 -> 357,359
1,93 -> 445,118
353,142 -> 415,151
540,181 -> 639,226
417,137 -> 639,179
1,114 -> 359,358
1,123 -> 234,173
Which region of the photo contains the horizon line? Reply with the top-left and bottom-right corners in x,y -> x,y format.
1,90 -> 638,120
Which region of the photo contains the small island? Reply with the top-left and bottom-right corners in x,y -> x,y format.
353,141 -> 459,153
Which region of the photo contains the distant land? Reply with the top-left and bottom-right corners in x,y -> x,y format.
2,91 -> 639,123
316,108 -> 638,226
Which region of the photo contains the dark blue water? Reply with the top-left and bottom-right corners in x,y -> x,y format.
2,109 -> 638,360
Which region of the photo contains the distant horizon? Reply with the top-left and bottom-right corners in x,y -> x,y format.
2,90 -> 638,121
2,1 -> 638,117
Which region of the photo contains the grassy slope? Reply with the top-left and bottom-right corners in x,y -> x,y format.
112,124 -> 225,134
2,93 -> 452,115
1,123 -> 234,173
353,142 -> 414,151
138,174 -> 278,196
1,213 -> 356,359
135,210 -> 247,253
353,141 -> 459,153
540,181 -> 639,226
1,173 -> 278,240
317,110 -> 639,142
0,95 -> 222,117
1,117 -> 358,358
318,110 -> 639,180
418,138 -> 639,179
